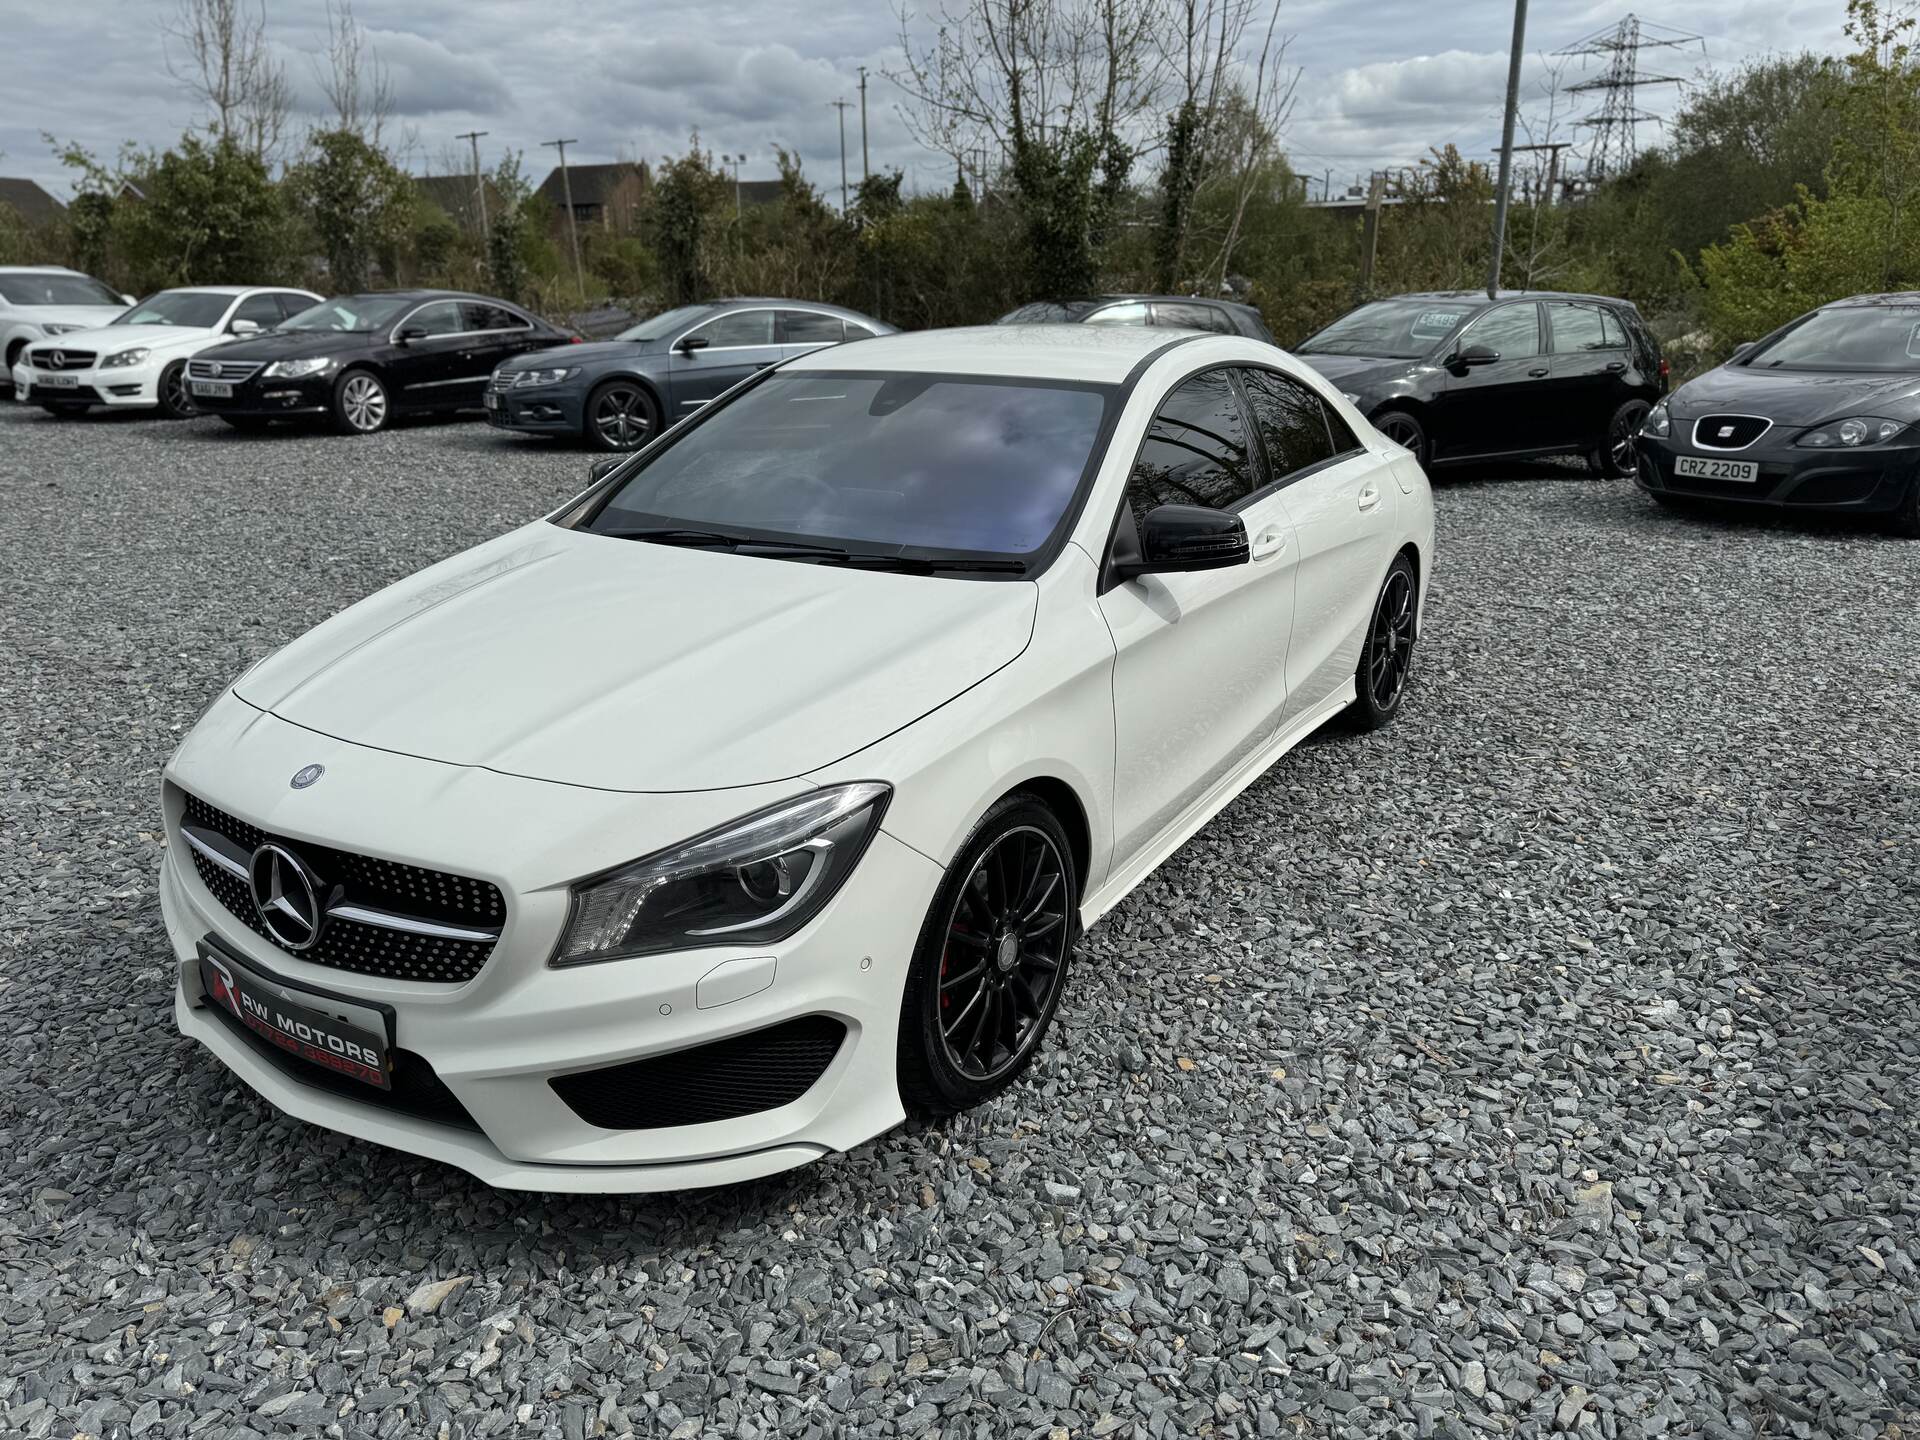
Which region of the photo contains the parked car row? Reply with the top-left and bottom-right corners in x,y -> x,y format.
9,263 -> 1919,534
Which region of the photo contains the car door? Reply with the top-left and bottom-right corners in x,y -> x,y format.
1098,368 -> 1301,866
461,301 -> 544,385
665,308 -> 782,417
1244,369 -> 1401,727
1431,300 -> 1549,459
775,308 -> 847,361
386,299 -> 468,405
1545,300 -> 1630,446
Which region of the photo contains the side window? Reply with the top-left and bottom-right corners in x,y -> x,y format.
1461,303 -> 1541,357
1547,301 -> 1609,353
404,302 -> 463,338
232,293 -> 282,328
689,310 -> 774,348
462,301 -> 526,332
844,321 -> 879,339
274,293 -> 317,321
1083,301 -> 1150,327
1599,307 -> 1629,349
1241,368 -> 1336,483
1152,301 -> 1234,334
1124,369 -> 1257,526
778,310 -> 845,344
1324,401 -> 1361,453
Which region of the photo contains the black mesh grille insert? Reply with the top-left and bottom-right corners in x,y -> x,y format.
179,792 -> 505,984
204,999 -> 480,1130
550,1016 -> 847,1130
1694,414 -> 1770,449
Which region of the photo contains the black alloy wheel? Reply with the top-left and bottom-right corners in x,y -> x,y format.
898,796 -> 1077,1116
586,380 -> 660,452
1592,399 -> 1651,479
158,361 -> 197,419
1374,410 -> 1427,467
1349,553 -> 1419,730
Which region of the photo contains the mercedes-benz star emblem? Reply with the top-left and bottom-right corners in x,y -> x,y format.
290,763 -> 325,790
249,843 -> 326,951
50,350 -> 65,369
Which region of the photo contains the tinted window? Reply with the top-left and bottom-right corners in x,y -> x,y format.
0,273 -> 121,306
1241,368 -> 1335,482
1125,369 -> 1256,525
463,301 -> 525,332
1547,302 -> 1609,353
1083,302 -> 1150,327
280,295 -> 413,333
114,291 -> 231,328
405,301 -> 463,337
589,373 -> 1113,560
1153,301 -> 1233,334
232,294 -> 283,328
1300,298 -> 1477,358
690,310 -> 774,347
778,311 -> 845,344
1463,303 -> 1541,357
274,293 -> 316,320
1600,307 -> 1628,349
997,301 -> 1102,323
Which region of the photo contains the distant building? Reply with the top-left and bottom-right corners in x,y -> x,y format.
0,177 -> 68,228
414,173 -> 505,236
536,161 -> 650,235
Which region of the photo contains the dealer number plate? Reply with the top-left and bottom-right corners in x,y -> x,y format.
1676,455 -> 1757,483
191,380 -> 233,398
198,946 -> 391,1089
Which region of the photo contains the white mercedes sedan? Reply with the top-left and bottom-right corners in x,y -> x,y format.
161,324 -> 1435,1192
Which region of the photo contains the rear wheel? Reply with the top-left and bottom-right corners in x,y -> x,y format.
1590,399 -> 1650,478
331,369 -> 391,434
1348,554 -> 1419,731
897,796 -> 1077,1118
585,379 -> 660,452
1373,409 -> 1428,468
157,360 -> 197,419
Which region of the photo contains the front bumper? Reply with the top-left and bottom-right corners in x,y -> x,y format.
484,381 -> 586,434
190,371 -> 333,417
161,699 -> 938,1192
1636,433 -> 1920,515
19,357 -> 165,407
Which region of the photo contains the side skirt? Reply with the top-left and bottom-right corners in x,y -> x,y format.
1079,681 -> 1357,929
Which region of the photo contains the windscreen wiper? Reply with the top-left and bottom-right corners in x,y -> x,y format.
822,553 -> 1029,575
600,527 -> 847,557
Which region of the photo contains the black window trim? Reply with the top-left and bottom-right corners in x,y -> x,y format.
1230,363 -> 1368,505
1455,298 -> 1545,359
1543,298 -> 1626,356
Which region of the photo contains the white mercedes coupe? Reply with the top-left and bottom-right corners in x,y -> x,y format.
161,324 -> 1435,1192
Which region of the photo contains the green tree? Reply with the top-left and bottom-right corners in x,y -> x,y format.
650,142 -> 730,306
286,128 -> 414,291
111,135 -> 294,289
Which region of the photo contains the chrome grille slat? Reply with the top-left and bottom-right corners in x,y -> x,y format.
30,349 -> 97,370
187,358 -> 264,382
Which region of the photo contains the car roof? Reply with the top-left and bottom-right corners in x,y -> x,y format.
702,296 -> 887,322
783,323 -> 1213,383
1391,288 -> 1637,308
152,285 -> 315,297
1826,291 -> 1920,308
0,265 -> 81,274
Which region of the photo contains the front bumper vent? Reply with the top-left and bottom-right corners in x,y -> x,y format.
550,1016 -> 847,1130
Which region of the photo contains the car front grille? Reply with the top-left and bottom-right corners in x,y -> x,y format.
176,790 -> 506,984
1692,414 -> 1771,450
489,371 -> 515,392
30,348 -> 96,370
189,358 -> 264,382
550,1016 -> 848,1130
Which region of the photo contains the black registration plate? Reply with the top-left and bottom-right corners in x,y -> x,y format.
198,944 -> 391,1089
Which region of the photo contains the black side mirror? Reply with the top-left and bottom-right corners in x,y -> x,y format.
1729,341 -> 1754,360
676,333 -> 710,353
395,326 -> 427,344
1450,343 -> 1499,368
588,457 -> 623,483
1114,504 -> 1249,582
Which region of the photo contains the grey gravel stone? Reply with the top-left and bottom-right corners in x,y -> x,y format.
3,410 -> 1917,1440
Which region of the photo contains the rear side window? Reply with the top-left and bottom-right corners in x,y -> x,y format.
1124,369 -> 1257,524
1599,308 -> 1628,349
1084,302 -> 1151,327
778,311 -> 845,344
1240,368 -> 1335,483
463,302 -> 527,332
1153,301 -> 1234,334
232,293 -> 283,328
1548,302 -> 1610,353
274,293 -> 316,320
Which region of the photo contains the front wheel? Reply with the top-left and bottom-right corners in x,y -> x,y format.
157,360 -> 197,419
1348,553 -> 1419,731
1590,399 -> 1650,478
331,369 -> 391,434
1373,409 -> 1428,469
897,796 -> 1077,1119
585,379 -> 660,452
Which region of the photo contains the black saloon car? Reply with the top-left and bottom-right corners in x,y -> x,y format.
486,298 -> 893,451
186,290 -> 574,433
1636,292 -> 1920,536
1294,290 -> 1667,476
995,294 -> 1276,343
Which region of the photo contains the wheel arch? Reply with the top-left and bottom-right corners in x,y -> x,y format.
1002,776 -> 1092,903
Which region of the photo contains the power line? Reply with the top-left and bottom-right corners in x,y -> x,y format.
1557,13 -> 1703,181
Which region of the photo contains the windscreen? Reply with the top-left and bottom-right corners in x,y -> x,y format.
617,304 -> 717,341
1745,306 -> 1920,373
278,296 -> 413,333
996,301 -> 1102,324
112,291 -> 231,328
1299,298 -> 1478,358
588,371 -> 1114,561
0,273 -> 122,306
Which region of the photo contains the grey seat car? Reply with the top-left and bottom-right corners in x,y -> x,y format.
486,298 -> 895,451
995,294 -> 1276,343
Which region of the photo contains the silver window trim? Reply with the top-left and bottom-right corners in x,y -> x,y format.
388,299 -> 536,345
1690,414 -> 1773,452
671,305 -> 839,354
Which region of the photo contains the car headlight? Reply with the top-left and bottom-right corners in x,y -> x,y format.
511,367 -> 579,388
1797,416 -> 1907,448
101,347 -> 151,369
552,781 -> 891,966
263,357 -> 332,379
1642,400 -> 1671,438
41,322 -> 83,336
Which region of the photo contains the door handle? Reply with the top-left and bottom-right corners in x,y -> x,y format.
1250,525 -> 1289,561
1527,366 -> 1549,378
1604,360 -> 1627,373
1357,482 -> 1382,512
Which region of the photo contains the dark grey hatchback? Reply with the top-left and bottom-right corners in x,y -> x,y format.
486,298 -> 894,450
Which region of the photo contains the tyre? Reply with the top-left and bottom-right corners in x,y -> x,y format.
1373,409 -> 1428,468
331,369 -> 391,434
221,414 -> 273,433
585,379 -> 661,452
1589,399 -> 1651,478
1348,553 -> 1419,731
157,360 -> 197,420
897,794 -> 1078,1118
1889,477 -> 1920,538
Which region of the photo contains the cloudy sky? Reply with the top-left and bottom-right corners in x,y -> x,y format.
2,0 -> 1849,207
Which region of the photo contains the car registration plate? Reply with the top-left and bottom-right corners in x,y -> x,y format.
1676,455 -> 1757,483
191,380 -> 233,398
40,373 -> 78,389
198,943 -> 391,1089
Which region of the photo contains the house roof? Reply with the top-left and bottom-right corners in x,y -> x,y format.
414,173 -> 500,229
0,178 -> 67,226
536,161 -> 648,208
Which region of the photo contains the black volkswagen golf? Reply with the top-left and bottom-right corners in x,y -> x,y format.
187,290 -> 574,434
1294,290 -> 1666,476
1636,292 -> 1920,536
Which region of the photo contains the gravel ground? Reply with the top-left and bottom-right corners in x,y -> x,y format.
2,402 -> 1916,1440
